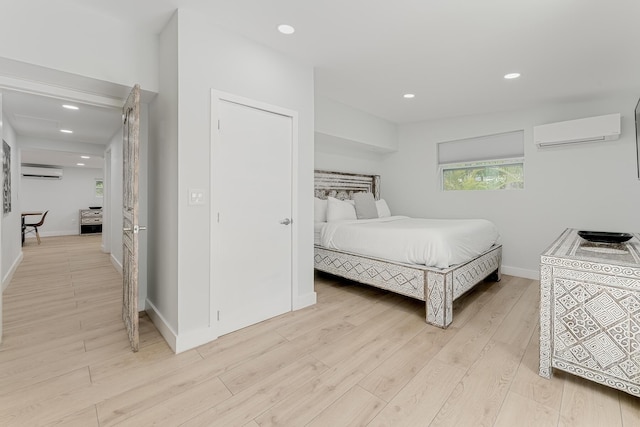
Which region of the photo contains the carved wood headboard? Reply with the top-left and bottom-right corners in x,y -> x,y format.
314,170 -> 380,200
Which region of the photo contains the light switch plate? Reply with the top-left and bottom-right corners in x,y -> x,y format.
188,188 -> 206,205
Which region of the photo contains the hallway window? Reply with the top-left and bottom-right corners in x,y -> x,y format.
95,179 -> 104,197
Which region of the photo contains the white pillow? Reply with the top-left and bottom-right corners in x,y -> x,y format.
326,196 -> 357,221
376,199 -> 391,218
314,197 -> 327,222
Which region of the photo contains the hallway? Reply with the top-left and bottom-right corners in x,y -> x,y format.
0,235 -> 162,425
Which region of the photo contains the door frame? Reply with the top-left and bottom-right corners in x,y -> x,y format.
209,89 -> 299,338
0,76 -> 147,344
102,147 -> 112,255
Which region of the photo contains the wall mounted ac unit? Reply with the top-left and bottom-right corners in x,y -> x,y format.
21,165 -> 63,179
533,113 -> 621,148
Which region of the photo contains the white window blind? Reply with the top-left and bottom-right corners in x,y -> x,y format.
437,130 -> 524,165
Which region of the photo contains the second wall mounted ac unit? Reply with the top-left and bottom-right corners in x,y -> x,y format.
21,165 -> 63,179
533,113 -> 621,148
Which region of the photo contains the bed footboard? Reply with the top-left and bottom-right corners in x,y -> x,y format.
314,245 -> 502,328
425,246 -> 502,327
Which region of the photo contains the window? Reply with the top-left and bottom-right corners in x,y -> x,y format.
95,179 -> 104,197
438,130 -> 524,191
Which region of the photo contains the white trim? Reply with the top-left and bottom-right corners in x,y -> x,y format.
501,264 -> 539,280
146,299 -> 220,354
175,327 -> 220,354
210,89 -> 300,340
110,253 -> 123,274
2,252 -> 23,292
145,298 -> 178,353
24,230 -> 82,238
0,75 -> 124,109
102,149 -> 112,254
294,291 -> 317,310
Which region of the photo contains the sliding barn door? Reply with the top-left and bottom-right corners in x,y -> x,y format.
122,84 -> 141,352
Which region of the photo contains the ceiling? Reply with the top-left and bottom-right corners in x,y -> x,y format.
4,0 -> 640,167
3,89 -> 120,168
69,0 -> 640,123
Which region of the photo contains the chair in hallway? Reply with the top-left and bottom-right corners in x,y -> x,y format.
23,210 -> 49,245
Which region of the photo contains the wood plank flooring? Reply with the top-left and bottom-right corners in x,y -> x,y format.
1,235 -> 638,426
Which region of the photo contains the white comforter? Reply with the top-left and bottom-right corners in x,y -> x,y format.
319,216 -> 500,269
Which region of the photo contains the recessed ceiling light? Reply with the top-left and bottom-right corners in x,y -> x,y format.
403,93 -> 416,99
60,129 -> 73,133
277,24 -> 295,35
81,155 -> 90,159
504,72 -> 521,79
76,163 -> 85,166
63,104 -> 79,110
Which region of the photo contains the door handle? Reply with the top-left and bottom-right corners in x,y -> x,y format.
123,225 -> 147,233
280,218 -> 292,225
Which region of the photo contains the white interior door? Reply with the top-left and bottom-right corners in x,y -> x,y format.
212,94 -> 293,336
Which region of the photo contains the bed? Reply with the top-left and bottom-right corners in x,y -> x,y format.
313,170 -> 502,328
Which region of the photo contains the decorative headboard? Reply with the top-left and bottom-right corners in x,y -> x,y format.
314,170 -> 380,200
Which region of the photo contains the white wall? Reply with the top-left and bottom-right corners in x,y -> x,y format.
20,166 -> 103,237
20,137 -> 106,158
2,110 -> 22,290
176,8 -> 315,342
314,95 -> 396,178
106,131 -> 123,270
0,0 -> 158,92
315,96 -> 398,152
315,133 -> 387,176
381,94 -> 640,278
146,10 -> 316,352
148,11 -> 179,336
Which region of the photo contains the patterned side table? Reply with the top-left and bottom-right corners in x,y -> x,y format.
539,228 -> 640,397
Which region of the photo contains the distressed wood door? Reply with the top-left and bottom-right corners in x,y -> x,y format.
0,92 -> 3,345
122,84 -> 141,352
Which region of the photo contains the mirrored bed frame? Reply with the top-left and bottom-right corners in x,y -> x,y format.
313,170 -> 502,328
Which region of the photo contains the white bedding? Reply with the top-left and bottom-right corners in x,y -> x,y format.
319,216 -> 500,269
314,222 -> 325,245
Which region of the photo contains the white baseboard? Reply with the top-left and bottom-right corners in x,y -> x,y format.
501,265 -> 539,281
294,291 -> 317,310
145,299 -> 178,353
110,254 -> 123,274
36,230 -> 80,238
171,294 -> 319,353
175,326 -> 219,354
146,295 -> 318,355
145,299 -> 220,354
2,252 -> 24,292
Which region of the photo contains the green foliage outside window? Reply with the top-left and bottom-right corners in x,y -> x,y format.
95,179 -> 104,197
442,160 -> 524,191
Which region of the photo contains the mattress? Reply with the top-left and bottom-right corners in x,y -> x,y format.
318,216 -> 500,269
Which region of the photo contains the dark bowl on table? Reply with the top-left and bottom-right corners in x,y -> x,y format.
578,230 -> 633,244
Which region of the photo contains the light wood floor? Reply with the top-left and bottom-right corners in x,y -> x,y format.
1,235 -> 638,426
